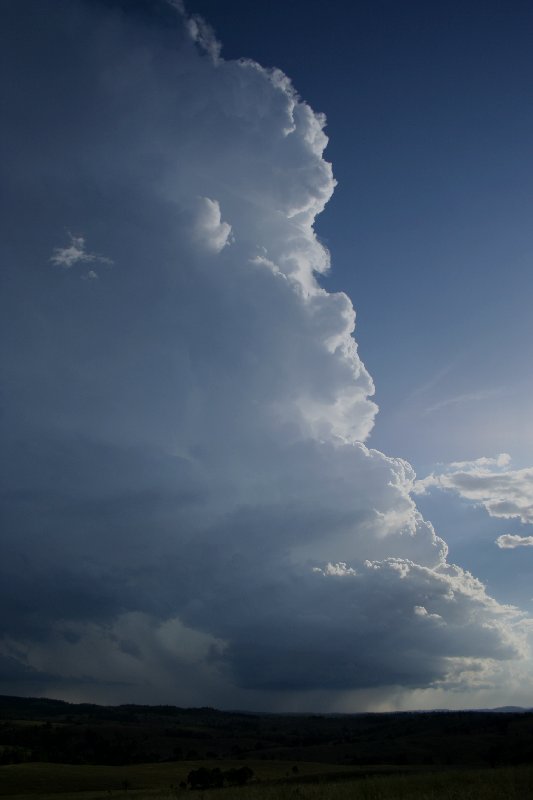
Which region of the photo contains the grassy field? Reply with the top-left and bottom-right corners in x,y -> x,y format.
0,760 -> 359,797
1,762 -> 533,800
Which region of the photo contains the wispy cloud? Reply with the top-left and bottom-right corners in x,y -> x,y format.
447,454 -> 512,470
423,387 -> 508,416
406,354 -> 467,403
50,232 -> 112,276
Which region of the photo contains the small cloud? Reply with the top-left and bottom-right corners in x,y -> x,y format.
51,233 -> 90,268
415,454 -> 533,525
448,454 -> 512,470
50,232 -> 112,271
82,270 -> 99,281
496,535 -> 533,550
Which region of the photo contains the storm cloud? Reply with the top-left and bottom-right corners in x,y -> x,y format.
0,0 -> 529,708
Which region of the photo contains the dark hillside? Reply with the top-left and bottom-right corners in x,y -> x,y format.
1,695 -> 532,768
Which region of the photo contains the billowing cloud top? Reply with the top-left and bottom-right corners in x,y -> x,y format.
0,0 -> 529,708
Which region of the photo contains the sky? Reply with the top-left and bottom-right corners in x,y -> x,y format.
1,0 -> 532,712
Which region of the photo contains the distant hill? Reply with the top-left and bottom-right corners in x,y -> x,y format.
1,694 -> 533,768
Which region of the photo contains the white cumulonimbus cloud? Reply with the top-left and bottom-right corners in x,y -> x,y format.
415,454 -> 533,525
0,0 -> 530,708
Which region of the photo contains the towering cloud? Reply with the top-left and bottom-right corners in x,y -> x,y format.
0,0 -> 528,708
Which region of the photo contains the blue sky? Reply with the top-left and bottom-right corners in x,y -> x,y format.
1,0 -> 532,711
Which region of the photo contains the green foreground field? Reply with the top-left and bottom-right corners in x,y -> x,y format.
1,762 -> 533,800
0,760 -> 354,797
